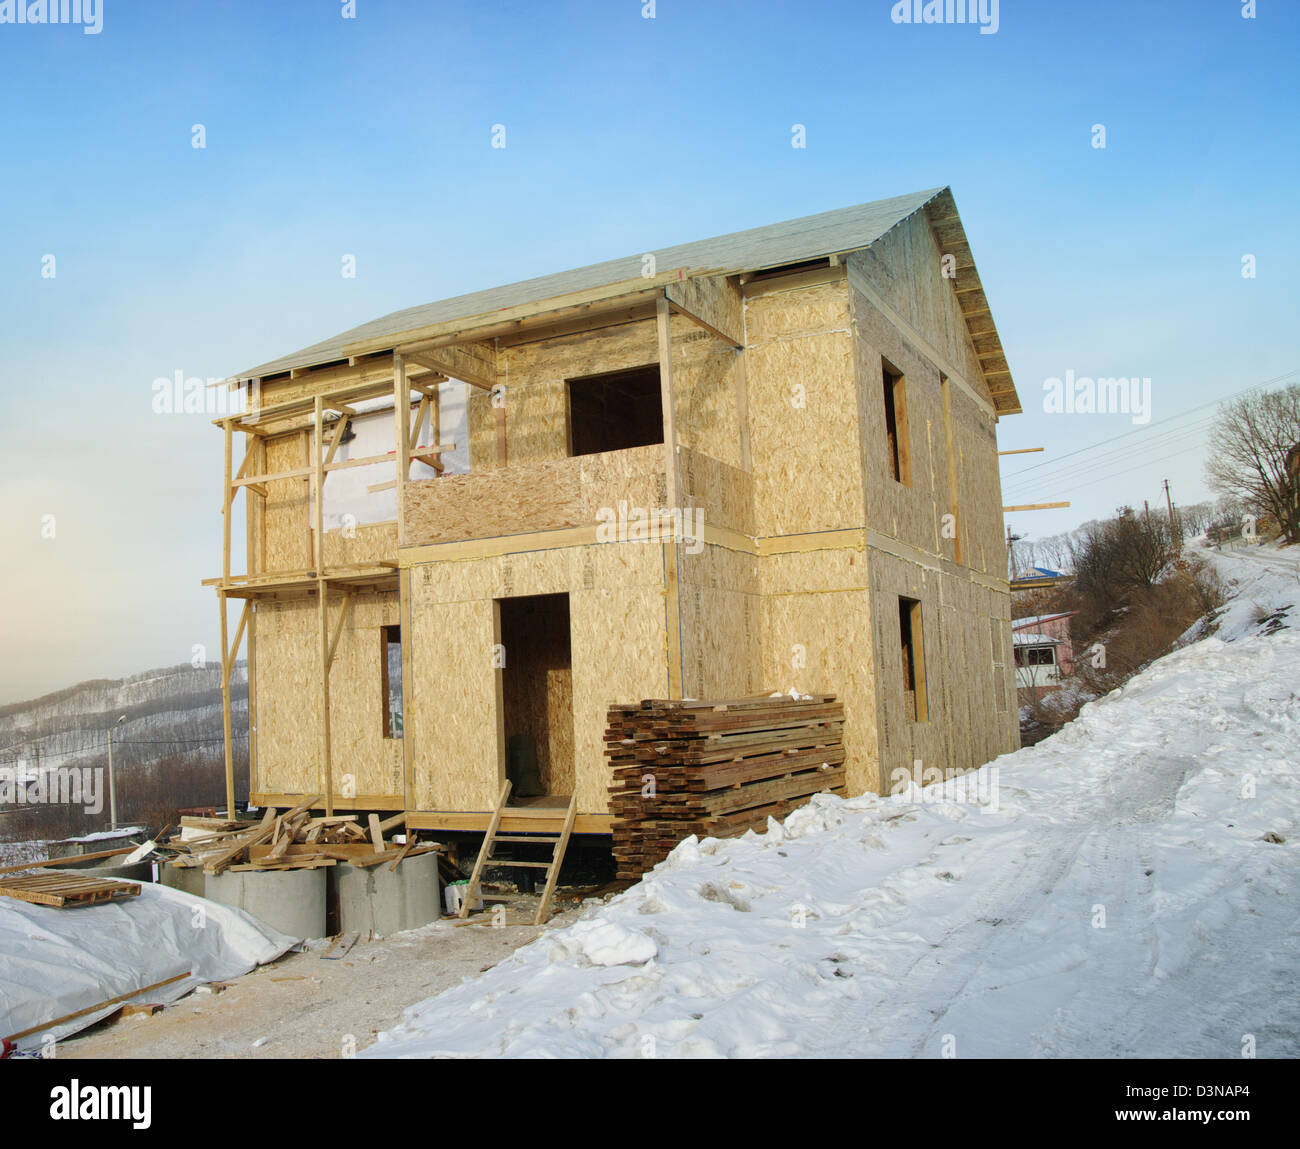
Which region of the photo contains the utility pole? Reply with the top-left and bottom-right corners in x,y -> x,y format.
107,715 -> 125,828
1163,478 -> 1182,550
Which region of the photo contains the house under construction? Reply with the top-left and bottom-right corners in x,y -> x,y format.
208,186 -> 1023,838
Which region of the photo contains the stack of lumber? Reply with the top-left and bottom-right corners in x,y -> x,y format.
157,799 -> 439,874
606,694 -> 845,879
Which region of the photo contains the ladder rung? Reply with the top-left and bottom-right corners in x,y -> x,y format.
488,860 -> 552,869
493,834 -> 561,844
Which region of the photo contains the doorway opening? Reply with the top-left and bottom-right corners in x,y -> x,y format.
499,593 -> 574,803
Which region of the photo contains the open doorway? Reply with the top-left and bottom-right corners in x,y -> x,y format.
499,593 -> 574,803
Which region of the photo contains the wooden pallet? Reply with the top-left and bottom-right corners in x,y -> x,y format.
0,872 -> 143,908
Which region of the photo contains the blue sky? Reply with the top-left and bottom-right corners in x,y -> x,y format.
0,0 -> 1296,700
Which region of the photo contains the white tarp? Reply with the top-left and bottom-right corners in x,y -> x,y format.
322,385 -> 470,530
0,882 -> 296,1050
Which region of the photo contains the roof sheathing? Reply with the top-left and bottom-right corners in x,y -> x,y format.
232,186 -> 1021,415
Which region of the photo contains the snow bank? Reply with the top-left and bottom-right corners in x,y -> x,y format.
1,883 -> 296,1049
363,543 -> 1299,1059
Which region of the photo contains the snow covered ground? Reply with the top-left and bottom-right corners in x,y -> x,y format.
364,542 -> 1299,1059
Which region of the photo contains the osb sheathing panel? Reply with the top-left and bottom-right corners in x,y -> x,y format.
677,542 -> 761,701
323,522 -> 397,567
407,539 -> 668,814
850,285 -> 945,556
465,317 -> 744,473
679,448 -> 755,536
404,445 -> 663,546
757,563 -> 879,797
262,431 -> 312,573
672,323 -> 745,470
251,598 -> 317,795
325,590 -> 404,798
849,281 -> 1005,580
252,590 -> 402,800
846,213 -> 990,404
744,280 -> 863,537
866,553 -> 1018,795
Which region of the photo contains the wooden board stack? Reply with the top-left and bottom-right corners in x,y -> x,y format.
606,693 -> 846,879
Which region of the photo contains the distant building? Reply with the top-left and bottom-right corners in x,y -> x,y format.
1012,611 -> 1078,697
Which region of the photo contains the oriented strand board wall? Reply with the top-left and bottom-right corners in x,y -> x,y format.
466,316 -> 746,477
406,538 -> 669,814
252,589 -> 403,801
836,216 -> 1019,776
756,544 -> 879,796
866,553 -> 1018,793
677,541 -> 760,701
846,212 -> 989,396
743,276 -> 863,536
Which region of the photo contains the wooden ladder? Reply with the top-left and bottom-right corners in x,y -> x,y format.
457,780 -> 578,926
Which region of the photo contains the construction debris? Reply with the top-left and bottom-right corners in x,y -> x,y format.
606,694 -> 846,879
154,798 -> 441,875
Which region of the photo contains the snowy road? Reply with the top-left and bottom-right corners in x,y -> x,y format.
364,544 -> 1299,1059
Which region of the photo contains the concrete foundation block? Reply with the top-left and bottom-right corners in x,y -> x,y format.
334,851 -> 441,938
204,866 -> 326,939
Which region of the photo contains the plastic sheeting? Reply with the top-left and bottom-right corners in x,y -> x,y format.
0,882 -> 297,1050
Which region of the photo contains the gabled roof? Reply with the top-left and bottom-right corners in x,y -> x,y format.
232,186 -> 1020,413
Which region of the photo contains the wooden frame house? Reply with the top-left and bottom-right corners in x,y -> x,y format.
208,187 -> 1023,836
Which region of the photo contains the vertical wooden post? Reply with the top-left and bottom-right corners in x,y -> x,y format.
313,396 -> 325,570
941,376 -> 963,565
656,296 -> 680,512
657,295 -> 684,699
219,591 -> 235,819
313,396 -> 333,816
222,421 -> 233,580
393,355 -> 409,547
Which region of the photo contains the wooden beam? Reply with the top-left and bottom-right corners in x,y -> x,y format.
405,348 -> 496,392
4,972 -> 192,1043
998,447 -> 1044,456
394,355 -> 409,548
222,421 -> 233,580
317,579 -> 333,818
657,295 -> 683,700
351,268 -> 699,359
323,412 -> 352,466
1002,502 -> 1071,513
325,589 -> 355,670
219,592 -> 235,820
225,601 -> 249,685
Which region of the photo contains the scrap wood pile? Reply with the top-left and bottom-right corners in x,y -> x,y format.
606,693 -> 846,879
155,797 -> 440,874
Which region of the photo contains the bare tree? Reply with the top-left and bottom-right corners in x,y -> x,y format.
1205,384 -> 1300,544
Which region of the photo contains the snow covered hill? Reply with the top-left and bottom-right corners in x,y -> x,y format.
364,541 -> 1299,1059
0,662 -> 247,778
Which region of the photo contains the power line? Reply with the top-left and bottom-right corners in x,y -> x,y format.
1001,415 -> 1218,498
1000,368 -> 1298,485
